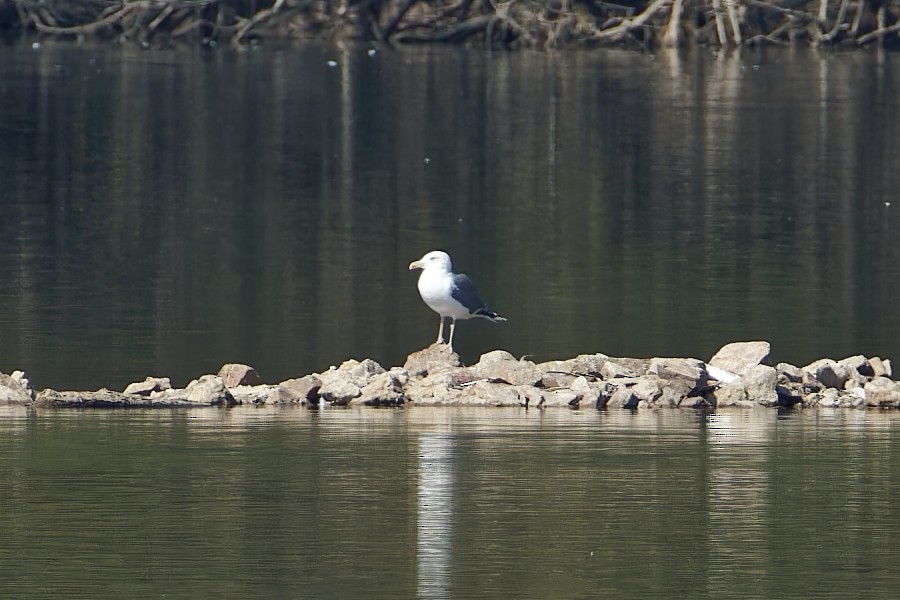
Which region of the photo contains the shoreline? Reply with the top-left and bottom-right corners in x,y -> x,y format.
2,341 -> 898,410
4,0 -> 899,50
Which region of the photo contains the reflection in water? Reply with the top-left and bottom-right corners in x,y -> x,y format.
704,411 -> 774,595
417,433 -> 454,599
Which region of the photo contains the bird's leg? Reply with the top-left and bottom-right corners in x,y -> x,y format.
436,317 -> 445,344
447,319 -> 457,351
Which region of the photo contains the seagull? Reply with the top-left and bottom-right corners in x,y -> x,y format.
408,250 -> 507,350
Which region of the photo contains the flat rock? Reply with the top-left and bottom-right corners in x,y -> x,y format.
776,363 -> 804,384
33,388 -> 198,408
354,368 -> 409,407
230,384 -> 276,405
473,351 -> 543,386
217,364 -> 260,387
123,376 -> 172,396
709,341 -> 771,376
403,344 -> 461,378
815,361 -> 850,390
864,377 -> 900,408
269,375 -> 322,405
648,358 -> 705,396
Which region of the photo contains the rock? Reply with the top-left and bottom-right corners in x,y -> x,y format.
230,384 -> 275,405
1,372 -> 34,405
776,363 -> 804,384
539,388 -> 579,408
709,341 -> 771,376
705,364 -> 738,384
600,361 -> 637,379
569,353 -> 611,375
816,388 -> 840,408
868,357 -> 892,378
184,375 -> 237,406
605,357 -> 649,377
411,379 -> 522,407
648,358 -> 705,396
123,376 -> 172,396
839,355 -> 873,378
606,387 -> 639,409
473,351 -> 543,386
713,380 -> 752,408
536,358 -> 578,387
569,376 -> 601,409
217,364 -> 260,387
864,377 -> 900,408
354,368 -> 409,407
744,365 -> 778,407
403,344 -> 461,378
316,359 -> 386,405
815,361 -> 850,390
318,377 -> 361,405
270,375 -> 322,405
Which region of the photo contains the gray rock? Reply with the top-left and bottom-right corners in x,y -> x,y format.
713,379 -> 752,408
744,364 -> 778,407
412,379 -> 522,407
817,388 -> 840,408
648,358 -> 705,396
839,355 -> 873,378
776,362 -> 804,383
1,372 -> 34,405
569,376 -> 601,409
709,341 -> 771,376
868,357 -> 892,378
316,359 -> 386,405
600,361 -> 638,379
403,344 -> 461,378
605,357 -> 649,377
569,353 -> 611,375
124,376 -> 172,396
269,375 -> 322,405
474,351 -> 543,386
815,361 -> 850,390
539,388 -> 579,408
217,364 -> 260,388
354,368 -> 409,407
184,375 -> 237,406
34,388 -> 201,408
230,384 -> 276,405
864,377 -> 900,408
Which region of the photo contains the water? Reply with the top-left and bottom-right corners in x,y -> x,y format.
1,41 -> 899,391
2,406 -> 900,599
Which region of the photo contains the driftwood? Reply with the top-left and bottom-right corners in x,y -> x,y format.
5,0 -> 900,49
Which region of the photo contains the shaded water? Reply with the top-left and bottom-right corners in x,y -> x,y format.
1,41 -> 899,390
2,406 -> 900,599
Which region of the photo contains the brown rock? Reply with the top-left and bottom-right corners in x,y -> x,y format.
217,364 -> 260,387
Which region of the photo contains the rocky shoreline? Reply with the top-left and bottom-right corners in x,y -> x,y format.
1,341 -> 898,410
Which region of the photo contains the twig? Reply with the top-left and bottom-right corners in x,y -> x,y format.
857,19 -> 900,45
591,0 -> 671,41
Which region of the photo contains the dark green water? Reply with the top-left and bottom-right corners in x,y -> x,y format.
2,406 -> 900,599
1,41 -> 900,391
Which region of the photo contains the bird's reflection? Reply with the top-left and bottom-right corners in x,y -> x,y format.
417,433 -> 454,599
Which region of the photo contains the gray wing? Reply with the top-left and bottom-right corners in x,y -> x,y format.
450,273 -> 488,314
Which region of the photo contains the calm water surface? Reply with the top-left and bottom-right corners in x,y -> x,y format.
2,406 -> 900,599
1,41 -> 899,390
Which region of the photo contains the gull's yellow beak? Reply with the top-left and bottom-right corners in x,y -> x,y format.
409,260 -> 424,270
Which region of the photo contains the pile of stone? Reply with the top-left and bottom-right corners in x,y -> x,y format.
1,341 -> 897,409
